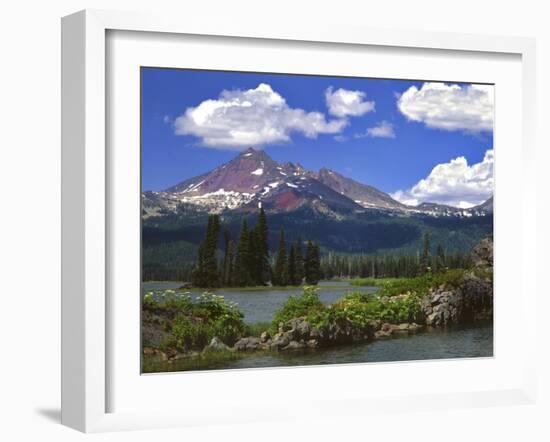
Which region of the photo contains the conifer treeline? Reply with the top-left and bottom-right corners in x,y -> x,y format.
319,233 -> 470,279
191,208 -> 322,288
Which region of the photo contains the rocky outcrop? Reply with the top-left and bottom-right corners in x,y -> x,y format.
232,317 -> 425,353
421,285 -> 464,326
421,236 -> 493,326
233,336 -> 265,351
470,236 -> 493,271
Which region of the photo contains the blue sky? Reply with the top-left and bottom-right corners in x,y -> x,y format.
141,68 -> 494,208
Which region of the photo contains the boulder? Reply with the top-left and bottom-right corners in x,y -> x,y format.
260,331 -> 270,343
283,340 -> 306,350
233,337 -> 262,352
203,337 -> 231,353
306,339 -> 319,348
270,333 -> 290,349
471,236 -> 493,270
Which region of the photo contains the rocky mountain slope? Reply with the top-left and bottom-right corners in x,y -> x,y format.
143,147 -> 493,220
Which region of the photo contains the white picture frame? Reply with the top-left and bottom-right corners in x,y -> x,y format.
61,9 -> 537,433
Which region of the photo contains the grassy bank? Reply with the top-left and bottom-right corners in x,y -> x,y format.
142,349 -> 246,373
350,269 -> 465,297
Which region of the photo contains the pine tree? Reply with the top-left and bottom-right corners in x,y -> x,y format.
192,243 -> 206,287
305,240 -> 321,285
294,237 -> 304,285
287,244 -> 298,285
204,214 -> 221,287
191,214 -> 220,288
248,228 -> 260,285
226,239 -> 236,286
233,218 -> 251,286
420,232 -> 431,275
436,244 -> 446,273
222,225 -> 231,286
273,229 -> 287,286
256,208 -> 270,285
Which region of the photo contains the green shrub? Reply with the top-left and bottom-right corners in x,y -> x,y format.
271,286 -> 325,330
350,277 -> 392,287
146,291 -> 246,352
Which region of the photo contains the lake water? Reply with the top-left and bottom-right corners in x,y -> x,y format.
142,281 -> 378,323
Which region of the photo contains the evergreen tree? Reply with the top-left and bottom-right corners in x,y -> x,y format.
273,229 -> 288,286
419,232 -> 431,275
305,240 -> 321,285
287,244 -> 298,285
222,225 -> 231,286
248,228 -> 261,285
256,208 -> 270,285
233,218 -> 251,286
436,244 -> 446,273
204,214 -> 221,287
226,239 -> 236,286
294,237 -> 304,284
191,243 -> 206,287
192,214 -> 220,288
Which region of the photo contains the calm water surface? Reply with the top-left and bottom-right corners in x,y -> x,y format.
142,281 -> 377,323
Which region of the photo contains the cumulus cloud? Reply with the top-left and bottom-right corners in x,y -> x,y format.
325,87 -> 375,118
391,149 -> 494,208
397,83 -> 493,133
355,120 -> 395,139
173,83 -> 347,149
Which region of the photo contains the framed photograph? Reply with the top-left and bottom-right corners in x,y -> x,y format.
62,9 -> 537,432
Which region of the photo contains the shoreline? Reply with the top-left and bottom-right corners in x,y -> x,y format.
142,319 -> 493,373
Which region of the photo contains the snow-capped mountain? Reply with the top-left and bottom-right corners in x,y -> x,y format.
142,147 -> 493,218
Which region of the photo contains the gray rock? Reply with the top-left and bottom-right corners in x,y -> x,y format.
282,340 -> 306,350
270,333 -> 290,349
203,336 -> 231,353
306,339 -> 319,348
233,336 -> 261,352
260,331 -> 270,343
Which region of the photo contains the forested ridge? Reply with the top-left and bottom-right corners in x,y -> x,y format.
144,207 -> 473,285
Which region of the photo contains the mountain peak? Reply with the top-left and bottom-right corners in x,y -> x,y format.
240,147 -> 264,156
318,167 -> 337,177
158,149 -> 489,218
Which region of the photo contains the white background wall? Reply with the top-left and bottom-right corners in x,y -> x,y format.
0,1 -> 548,440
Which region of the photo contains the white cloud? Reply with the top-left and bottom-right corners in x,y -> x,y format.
391,149 -> 494,208
355,120 -> 395,139
325,87 -> 375,118
333,135 -> 349,142
397,83 -> 493,133
174,83 -> 347,149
